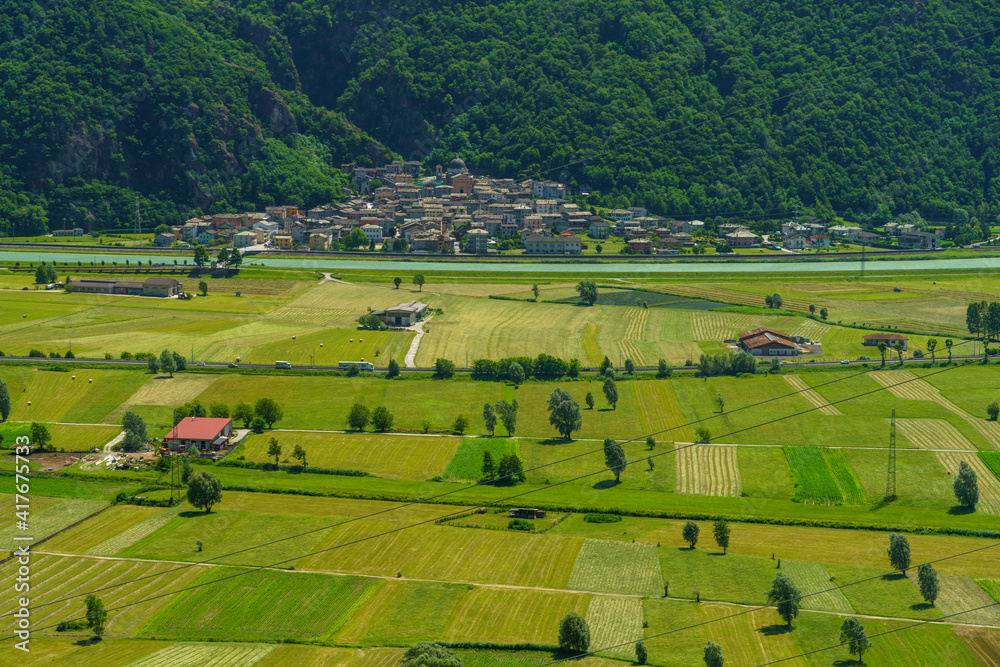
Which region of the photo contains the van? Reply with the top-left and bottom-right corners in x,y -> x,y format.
275,361 -> 292,369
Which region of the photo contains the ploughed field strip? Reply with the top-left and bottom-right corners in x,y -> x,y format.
122,642 -> 276,667
782,374 -> 842,415
869,370 -> 1000,448
586,595 -> 645,660
935,452 -> 1000,514
895,419 -> 977,451
675,444 -> 741,497
567,539 -> 663,596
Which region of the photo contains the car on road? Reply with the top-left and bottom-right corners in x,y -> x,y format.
196,362 -> 206,366
840,359 -> 850,364
228,363 -> 238,368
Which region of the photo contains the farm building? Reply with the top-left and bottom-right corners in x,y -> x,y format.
67,277 -> 182,297
163,417 -> 233,453
738,327 -> 800,356
509,508 -> 547,519
372,300 -> 428,327
862,333 -> 908,350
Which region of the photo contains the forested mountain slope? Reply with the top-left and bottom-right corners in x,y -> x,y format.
2,0 -> 1000,231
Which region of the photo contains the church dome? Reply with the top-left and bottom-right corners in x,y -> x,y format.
448,156 -> 467,171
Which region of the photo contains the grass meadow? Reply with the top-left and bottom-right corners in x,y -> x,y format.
142,568 -> 380,642
567,539 -> 663,596
241,431 -> 459,479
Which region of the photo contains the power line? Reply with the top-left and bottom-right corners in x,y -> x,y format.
754,602 -> 1000,667
12,348 -> 921,617
5,344 -> 990,636
538,542 -> 1000,665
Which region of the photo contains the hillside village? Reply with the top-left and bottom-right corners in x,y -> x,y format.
114,157 -> 946,257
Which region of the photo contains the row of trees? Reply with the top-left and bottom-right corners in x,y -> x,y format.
471,354 -> 582,381
347,403 -> 395,431
147,349 -> 187,377
174,397 -> 283,433
697,351 -> 757,377
265,437 -> 308,467
480,451 -> 526,485
966,300 -> 1000,340
482,400 -> 518,436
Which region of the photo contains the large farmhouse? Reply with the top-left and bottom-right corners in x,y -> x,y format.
163,417 -> 233,453
862,333 -> 908,350
737,327 -> 800,356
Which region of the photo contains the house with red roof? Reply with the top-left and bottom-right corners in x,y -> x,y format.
738,327 -> 801,356
163,417 -> 233,453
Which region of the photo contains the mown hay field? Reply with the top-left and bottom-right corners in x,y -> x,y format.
896,419 -> 978,450
784,446 -> 843,505
256,645 -> 405,667
586,595 -> 644,661
0,498 -> 107,550
697,602 -> 810,667
919,574 -> 1000,627
303,522 -> 582,589
40,504 -> 164,554
124,642 -> 276,667
118,507 -> 339,567
778,560 -> 853,613
143,568 -> 380,642
86,506 -> 187,557
0,554 -> 207,637
356,581 -> 468,647
675,444 -> 740,497
241,431 -> 458,480
936,452 -> 1000,514
783,374 -> 841,415
441,587 -> 590,645
567,539 -> 662,596
8,368 -> 148,423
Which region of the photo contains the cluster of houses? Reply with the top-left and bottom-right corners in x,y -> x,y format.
135,156 -> 946,256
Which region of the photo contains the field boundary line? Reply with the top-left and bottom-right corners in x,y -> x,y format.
9,345 -> 992,631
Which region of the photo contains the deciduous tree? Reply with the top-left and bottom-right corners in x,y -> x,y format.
253,397 -> 283,428
186,471 -> 223,512
85,594 -> 107,639
453,415 -> 468,434
371,405 -> 394,431
481,450 -> 496,482
433,358 -> 455,379
703,641 -> 724,667
603,377 -> 618,409
483,403 -> 496,435
400,642 -> 463,667
412,274 -> 426,291
954,460 -> 979,508
507,361 -> 525,385
635,640 -> 648,665
766,571 -> 802,627
917,562 -> 940,606
160,348 -> 177,377
558,611 -> 590,652
147,355 -> 160,373
233,402 -> 254,428
657,358 -> 670,378
30,422 -> 51,451
198,280 -> 208,296
267,437 -> 282,463
495,399 -> 518,436
575,280 -> 598,305
603,438 -> 626,482
624,358 -> 635,375
585,392 -> 594,410
713,518 -> 730,554
547,388 -> 582,439
682,520 -> 700,549
292,444 -> 307,466
347,403 -> 371,431
839,616 -> 871,665
0,379 -> 10,421
887,533 -> 911,574
393,277 -> 402,289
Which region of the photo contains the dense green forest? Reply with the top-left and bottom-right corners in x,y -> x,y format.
2,0 -> 1000,233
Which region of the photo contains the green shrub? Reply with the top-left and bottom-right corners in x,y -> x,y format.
584,513 -> 623,523
508,518 -> 533,531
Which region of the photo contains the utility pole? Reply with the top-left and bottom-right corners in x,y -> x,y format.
885,410 -> 897,501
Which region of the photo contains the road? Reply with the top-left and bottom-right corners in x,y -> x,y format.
0,354 -> 984,374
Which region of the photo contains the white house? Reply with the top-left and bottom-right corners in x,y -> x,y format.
361,223 -> 383,243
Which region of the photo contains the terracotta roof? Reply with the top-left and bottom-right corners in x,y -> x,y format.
165,417 -> 232,441
738,327 -> 795,343
741,333 -> 797,349
863,333 -> 908,341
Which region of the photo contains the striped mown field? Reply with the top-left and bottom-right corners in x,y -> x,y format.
779,560 -> 853,613
568,539 -> 662,596
123,643 -> 276,667
441,587 -> 590,645
783,374 -> 841,415
936,452 -> 1000,514
896,419 -> 977,450
586,595 -> 644,660
675,445 -> 741,497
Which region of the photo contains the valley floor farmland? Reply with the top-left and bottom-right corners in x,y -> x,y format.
5,265 -> 1000,664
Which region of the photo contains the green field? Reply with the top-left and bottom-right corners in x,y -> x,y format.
785,446 -> 844,505
142,567 -> 380,641
441,437 -> 521,481
240,431 -> 459,479
567,539 -> 663,596
0,498 -> 107,550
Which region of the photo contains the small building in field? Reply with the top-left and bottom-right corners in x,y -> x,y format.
141,278 -> 182,297
163,417 -> 233,452
372,300 -> 429,327
509,508 -> 546,519
738,327 -> 800,356
862,333 -> 908,351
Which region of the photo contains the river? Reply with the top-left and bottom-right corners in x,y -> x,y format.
4,250 -> 1000,274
